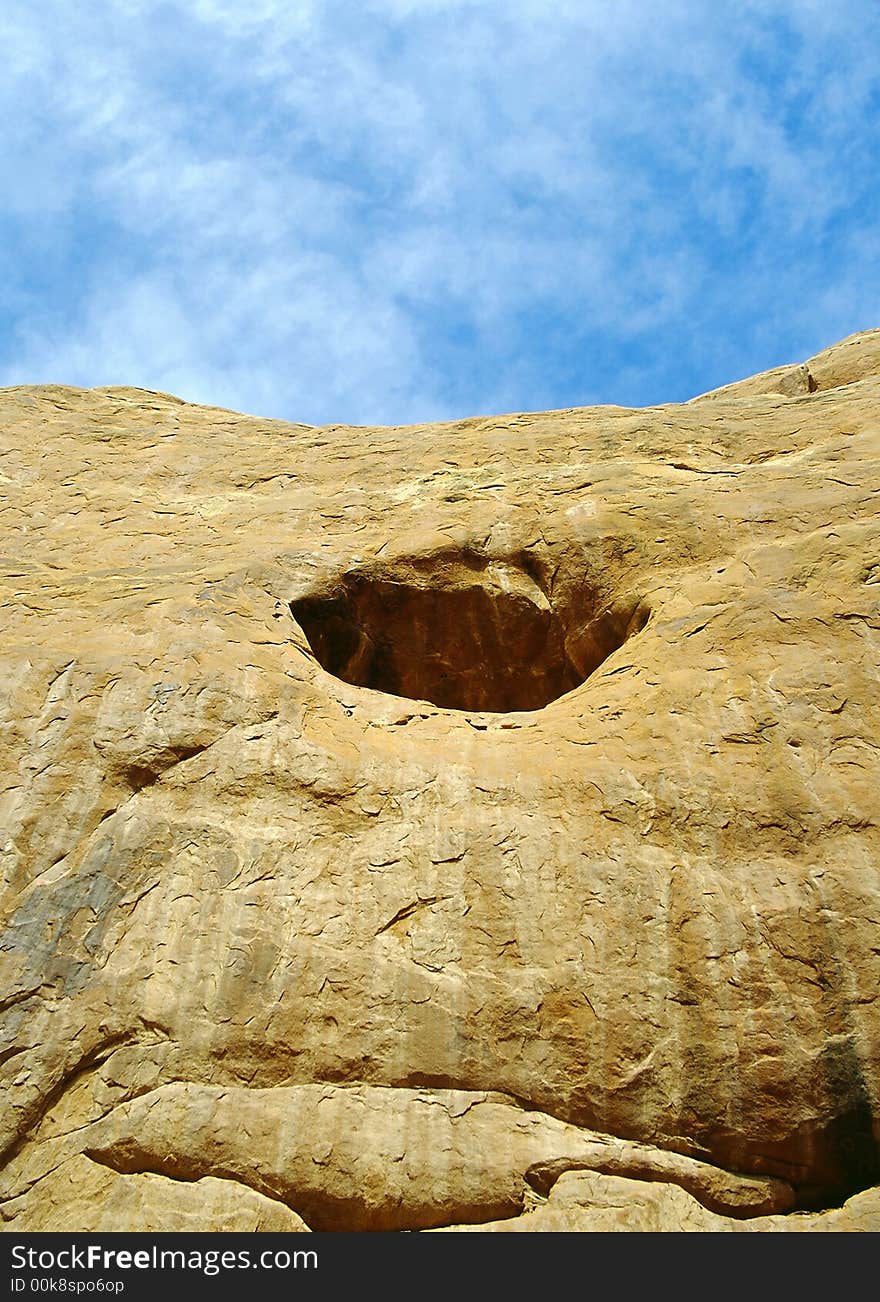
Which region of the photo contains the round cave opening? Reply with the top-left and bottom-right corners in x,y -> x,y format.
290,556 -> 644,714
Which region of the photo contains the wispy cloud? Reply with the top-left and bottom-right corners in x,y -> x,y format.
1,1 -> 878,422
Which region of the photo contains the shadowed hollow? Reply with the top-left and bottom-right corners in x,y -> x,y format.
291,553 -> 645,712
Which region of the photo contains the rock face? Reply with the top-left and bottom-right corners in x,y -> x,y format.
1,330 -> 879,1233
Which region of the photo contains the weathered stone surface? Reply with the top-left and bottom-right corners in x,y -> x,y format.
0,1083 -> 792,1231
1,329 -> 879,1231
436,1169 -> 880,1233
0,1156 -> 309,1233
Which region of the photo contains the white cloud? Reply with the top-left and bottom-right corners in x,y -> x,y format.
1,0 -> 878,420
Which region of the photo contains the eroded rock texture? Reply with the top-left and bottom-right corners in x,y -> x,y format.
1,330 -> 879,1232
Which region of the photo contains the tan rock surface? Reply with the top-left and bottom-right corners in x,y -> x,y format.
0,1156 -> 309,1233
1,329 -> 879,1231
437,1170 -> 880,1233
0,1082 -> 792,1231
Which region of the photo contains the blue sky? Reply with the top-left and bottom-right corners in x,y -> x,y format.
2,0 -> 878,425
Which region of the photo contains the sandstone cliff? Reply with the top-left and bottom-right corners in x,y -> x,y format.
1,330 -> 879,1232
